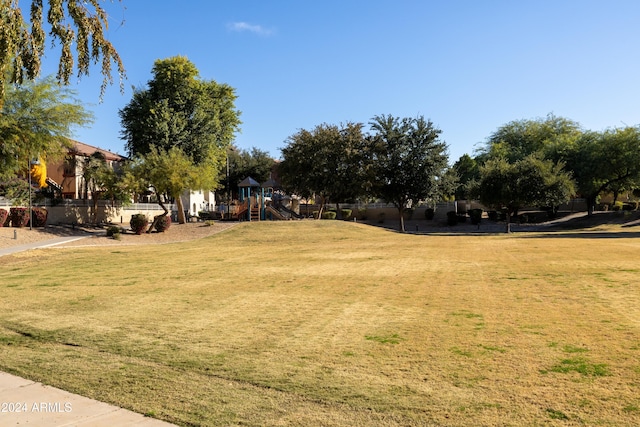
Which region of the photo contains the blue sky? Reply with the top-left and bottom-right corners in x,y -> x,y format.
41,1 -> 640,163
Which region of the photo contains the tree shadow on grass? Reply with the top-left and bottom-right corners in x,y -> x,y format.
517,231 -> 640,239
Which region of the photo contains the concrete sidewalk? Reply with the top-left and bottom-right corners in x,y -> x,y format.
0,235 -> 88,257
0,372 -> 177,426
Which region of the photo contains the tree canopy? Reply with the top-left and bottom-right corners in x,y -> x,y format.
222,147 -> 275,201
0,0 -> 125,106
0,76 -> 93,182
369,114 -> 449,232
478,114 -> 582,163
562,127 -> 640,214
279,122 -> 368,215
120,56 -> 241,165
475,155 -> 575,231
119,56 -> 241,223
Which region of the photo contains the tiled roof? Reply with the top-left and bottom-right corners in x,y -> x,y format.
67,139 -> 127,161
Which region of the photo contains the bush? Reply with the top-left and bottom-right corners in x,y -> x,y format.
424,208 -> 435,220
321,211 -> 337,220
357,208 -> 368,220
457,214 -> 467,223
130,213 -> 148,235
30,207 -> 48,227
0,209 -> 8,227
106,225 -> 122,237
469,208 -> 482,225
340,209 -> 352,220
487,210 -> 499,221
9,207 -> 29,227
403,208 -> 415,220
155,215 -> 172,232
446,211 -> 458,226
312,211 -> 320,219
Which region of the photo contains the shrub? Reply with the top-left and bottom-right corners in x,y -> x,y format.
457,214 -> 467,223
9,207 -> 29,227
312,211 -> 320,219
469,208 -> 482,225
204,220 -> 215,226
487,210 -> 499,221
403,208 -> 415,220
446,211 -> 458,226
130,213 -> 148,235
30,207 -> 48,227
106,225 -> 122,237
357,208 -> 368,220
425,208 -> 435,220
155,215 -> 171,232
340,209 -> 352,220
0,209 -> 8,227
321,211 -> 337,220
612,201 -> 623,211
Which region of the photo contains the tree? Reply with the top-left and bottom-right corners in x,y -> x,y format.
475,155 -> 575,231
564,127 -> 640,215
368,114 -> 449,232
0,0 -> 125,106
119,56 -> 241,223
0,76 -> 92,190
478,114 -> 582,163
279,122 -> 367,217
222,147 -> 275,201
452,154 -> 479,200
131,146 -> 215,232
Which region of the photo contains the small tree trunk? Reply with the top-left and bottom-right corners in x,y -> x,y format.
147,198 -> 170,233
398,206 -> 405,232
176,195 -> 187,224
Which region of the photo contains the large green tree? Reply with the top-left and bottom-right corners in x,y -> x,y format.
0,0 -> 125,106
475,155 -> 575,231
564,127 -> 640,215
0,76 -> 92,185
478,114 -> 582,163
119,56 -> 241,223
368,114 -> 449,232
279,122 -> 368,217
452,153 -> 479,200
222,146 -> 275,201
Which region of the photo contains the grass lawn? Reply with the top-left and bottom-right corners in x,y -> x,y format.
1,220 -> 640,426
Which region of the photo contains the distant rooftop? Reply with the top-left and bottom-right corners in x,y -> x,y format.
68,139 -> 126,162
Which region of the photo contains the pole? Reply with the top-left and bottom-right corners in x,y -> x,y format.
28,159 -> 32,230
226,152 -> 230,219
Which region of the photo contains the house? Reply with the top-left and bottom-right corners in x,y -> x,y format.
179,189 -> 216,219
46,140 -> 127,199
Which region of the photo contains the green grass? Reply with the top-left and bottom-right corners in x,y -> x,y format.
1,220 -> 640,426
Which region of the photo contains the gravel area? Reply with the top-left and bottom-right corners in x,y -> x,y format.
0,222 -> 238,249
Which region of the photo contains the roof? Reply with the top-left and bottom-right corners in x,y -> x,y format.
238,176 -> 261,187
261,178 -> 281,188
67,139 -> 127,162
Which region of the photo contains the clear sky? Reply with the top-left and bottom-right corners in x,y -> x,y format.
40,0 -> 640,163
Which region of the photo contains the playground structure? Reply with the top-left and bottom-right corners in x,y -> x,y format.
224,176 -> 302,221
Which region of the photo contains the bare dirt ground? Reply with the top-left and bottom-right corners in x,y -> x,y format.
0,221 -> 237,249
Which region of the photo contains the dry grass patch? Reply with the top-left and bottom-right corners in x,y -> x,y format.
1,221 -> 640,426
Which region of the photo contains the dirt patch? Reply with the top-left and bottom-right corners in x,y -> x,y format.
0,221 -> 237,249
